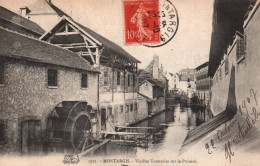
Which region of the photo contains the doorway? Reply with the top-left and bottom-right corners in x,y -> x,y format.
21,120 -> 41,155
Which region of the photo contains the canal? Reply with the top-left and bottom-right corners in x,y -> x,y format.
88,104 -> 206,158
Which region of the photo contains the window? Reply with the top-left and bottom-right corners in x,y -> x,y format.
108,107 -> 112,115
117,71 -> 120,85
120,105 -> 124,113
225,57 -> 229,74
0,119 -> 6,144
0,58 -> 4,85
81,74 -> 88,88
219,68 -> 222,80
134,103 -> 137,111
128,74 -> 130,87
130,104 -> 133,112
104,70 -> 108,77
236,34 -> 246,61
47,69 -> 57,87
125,105 -> 129,112
133,74 -> 136,87
104,80 -> 108,85
103,69 -> 108,85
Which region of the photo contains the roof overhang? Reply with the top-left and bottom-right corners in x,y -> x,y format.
208,0 -> 251,77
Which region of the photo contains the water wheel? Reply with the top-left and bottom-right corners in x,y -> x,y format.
46,101 -> 95,154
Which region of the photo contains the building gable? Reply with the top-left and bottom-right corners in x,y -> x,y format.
40,16 -> 139,72
0,27 -> 99,73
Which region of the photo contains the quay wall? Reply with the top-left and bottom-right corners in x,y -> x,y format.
210,2 -> 260,127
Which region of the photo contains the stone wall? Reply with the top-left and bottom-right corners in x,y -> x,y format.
139,81 -> 153,99
151,97 -> 166,114
0,58 -> 98,154
210,2 -> 260,119
137,96 -> 149,120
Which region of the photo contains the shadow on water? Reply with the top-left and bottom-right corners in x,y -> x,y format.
88,104 -> 209,157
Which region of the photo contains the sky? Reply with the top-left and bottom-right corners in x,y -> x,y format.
0,0 -> 214,73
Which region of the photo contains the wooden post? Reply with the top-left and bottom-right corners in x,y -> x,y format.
111,56 -> 115,102
96,47 -> 100,67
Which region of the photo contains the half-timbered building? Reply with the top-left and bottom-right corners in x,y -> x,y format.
37,13 -> 140,131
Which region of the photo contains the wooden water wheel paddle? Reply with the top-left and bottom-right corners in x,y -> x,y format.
47,101 -> 95,154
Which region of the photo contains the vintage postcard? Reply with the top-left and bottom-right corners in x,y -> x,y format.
0,0 -> 260,165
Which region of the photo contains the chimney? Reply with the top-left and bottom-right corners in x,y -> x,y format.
20,6 -> 30,17
153,55 -> 159,79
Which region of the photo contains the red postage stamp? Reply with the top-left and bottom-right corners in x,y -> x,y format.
124,0 -> 179,47
124,0 -> 160,45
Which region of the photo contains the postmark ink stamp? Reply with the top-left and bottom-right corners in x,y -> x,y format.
124,0 -> 179,47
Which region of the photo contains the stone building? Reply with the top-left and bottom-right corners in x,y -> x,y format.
178,68 -> 195,97
138,79 -> 166,116
28,1 -> 140,131
180,0 -> 260,156
165,72 -> 180,93
195,62 -> 211,105
137,55 -> 167,117
0,27 -> 99,155
208,0 -> 260,117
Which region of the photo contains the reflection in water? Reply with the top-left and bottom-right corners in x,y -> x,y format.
89,104 -> 206,158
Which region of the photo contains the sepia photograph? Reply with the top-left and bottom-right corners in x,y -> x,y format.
0,0 -> 260,165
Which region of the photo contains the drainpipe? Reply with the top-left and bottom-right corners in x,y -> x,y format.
112,60 -> 114,102
97,72 -> 100,138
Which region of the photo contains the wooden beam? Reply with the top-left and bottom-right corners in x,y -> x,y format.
65,23 -> 68,33
78,139 -> 110,157
96,47 -> 100,66
84,40 -> 95,64
55,31 -> 81,36
68,24 -> 79,32
55,43 -> 85,46
56,23 -> 67,33
62,16 -> 102,45
81,34 -> 97,47
55,44 -> 98,49
62,46 -> 86,49
101,131 -> 146,135
116,126 -> 155,129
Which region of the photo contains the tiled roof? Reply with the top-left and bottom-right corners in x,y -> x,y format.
137,60 -> 154,84
0,27 -> 99,73
0,6 -> 45,35
139,78 -> 165,89
146,78 -> 165,88
138,92 -> 155,102
195,61 -> 209,71
47,1 -> 69,17
48,3 -> 140,63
